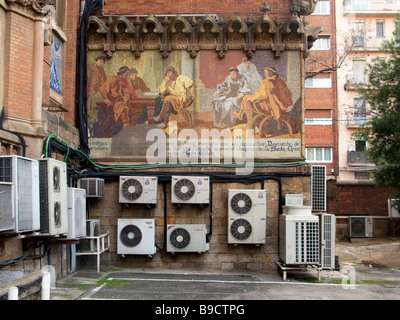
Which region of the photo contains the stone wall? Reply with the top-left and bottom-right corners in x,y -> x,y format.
85,167 -> 311,271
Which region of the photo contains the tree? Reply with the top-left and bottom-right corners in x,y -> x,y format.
355,17 -> 400,201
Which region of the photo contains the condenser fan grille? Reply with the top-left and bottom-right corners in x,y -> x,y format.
170,228 -> 191,248
54,201 -> 61,227
121,178 -> 143,201
120,224 -> 142,247
53,166 -> 60,192
230,218 -> 252,240
173,179 -> 195,201
230,193 -> 252,215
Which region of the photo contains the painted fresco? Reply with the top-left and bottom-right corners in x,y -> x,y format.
50,34 -> 63,95
86,50 -> 302,160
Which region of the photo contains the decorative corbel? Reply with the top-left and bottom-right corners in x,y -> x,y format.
250,3 -> 276,56
197,15 -> 220,49
226,16 -> 248,47
112,16 -> 136,48
88,16 -> 114,57
168,15 -> 193,51
271,18 -> 285,57
140,15 -> 166,57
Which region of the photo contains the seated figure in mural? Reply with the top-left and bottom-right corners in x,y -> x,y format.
237,57 -> 263,94
128,68 -> 150,94
212,67 -> 251,128
154,66 -> 195,129
235,66 -> 294,132
99,66 -> 143,129
87,55 -> 107,97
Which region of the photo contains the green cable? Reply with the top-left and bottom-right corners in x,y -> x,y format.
45,134 -> 307,169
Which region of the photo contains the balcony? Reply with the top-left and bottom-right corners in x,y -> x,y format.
344,74 -> 368,91
348,151 -> 370,163
343,0 -> 399,15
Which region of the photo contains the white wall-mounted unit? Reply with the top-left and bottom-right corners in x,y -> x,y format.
67,188 -> 87,239
228,189 -> 266,245
77,178 -> 104,198
285,194 -> 304,206
0,156 -> 40,233
38,158 -> 68,236
119,176 -> 158,204
388,199 -> 400,218
279,214 -> 320,265
0,182 -> 14,232
167,224 -> 208,253
171,176 -> 209,204
349,216 -> 373,238
319,213 -> 336,269
117,219 -> 156,255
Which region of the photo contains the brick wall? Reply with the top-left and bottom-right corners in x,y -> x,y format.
328,183 -> 394,216
100,0 -> 291,20
3,11 -> 34,119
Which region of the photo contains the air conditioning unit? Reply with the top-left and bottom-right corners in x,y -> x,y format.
349,216 -> 373,238
77,178 -> 104,198
285,194 -> 303,206
167,224 -> 208,253
0,156 -> 40,233
117,219 -> 156,255
0,182 -> 14,232
319,213 -> 336,269
171,176 -> 209,204
388,199 -> 400,218
38,158 -> 68,236
84,219 -> 100,252
119,176 -> 158,204
67,188 -> 87,239
279,214 -> 320,265
228,189 -> 267,245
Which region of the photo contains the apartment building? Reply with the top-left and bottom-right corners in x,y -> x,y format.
333,0 -> 397,236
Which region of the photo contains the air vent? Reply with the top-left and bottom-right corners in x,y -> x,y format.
119,176 -> 158,204
117,219 -> 156,255
173,178 -> 195,201
227,189 -> 266,245
349,216 -> 373,238
171,176 -> 209,204
230,218 -> 252,241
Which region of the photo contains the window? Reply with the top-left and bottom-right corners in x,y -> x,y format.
351,21 -> 366,47
376,21 -> 385,37
344,0 -> 370,11
352,59 -> 366,83
312,0 -> 330,14
305,109 -> 332,125
311,35 -> 331,50
354,99 -> 367,124
305,74 -> 332,88
306,147 -> 333,163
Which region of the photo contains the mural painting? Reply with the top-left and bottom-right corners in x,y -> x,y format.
87,49 -> 302,161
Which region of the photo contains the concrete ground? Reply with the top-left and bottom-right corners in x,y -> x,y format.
51,238 -> 400,302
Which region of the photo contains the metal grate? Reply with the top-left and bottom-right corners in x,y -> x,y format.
321,214 -> 335,268
295,221 -> 320,264
311,165 -> 326,211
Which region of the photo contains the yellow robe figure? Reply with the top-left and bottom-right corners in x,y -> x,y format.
158,74 -> 194,114
236,68 -> 293,130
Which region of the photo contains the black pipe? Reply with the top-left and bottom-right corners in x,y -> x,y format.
0,107 -> 26,157
76,0 -> 102,155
